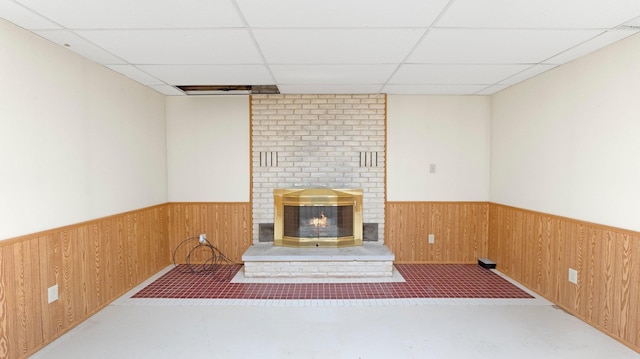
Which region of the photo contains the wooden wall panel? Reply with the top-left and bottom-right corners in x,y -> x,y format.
167,203 -> 252,264
0,204 -> 169,359
488,203 -> 640,353
385,202 -> 489,263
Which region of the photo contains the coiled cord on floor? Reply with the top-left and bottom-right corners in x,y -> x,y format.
172,236 -> 240,280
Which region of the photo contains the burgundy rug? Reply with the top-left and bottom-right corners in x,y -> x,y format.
132,264 -> 533,300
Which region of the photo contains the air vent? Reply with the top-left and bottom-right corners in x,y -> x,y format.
175,85 -> 279,95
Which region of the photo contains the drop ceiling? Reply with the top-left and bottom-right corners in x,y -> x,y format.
2,0 -> 640,95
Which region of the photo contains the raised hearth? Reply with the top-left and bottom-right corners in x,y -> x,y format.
242,243 -> 395,278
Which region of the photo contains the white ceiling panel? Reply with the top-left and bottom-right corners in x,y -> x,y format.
253,29 -> 425,64
278,84 -> 383,94
137,64 -> 274,85
382,84 -> 489,95
35,30 -> 125,64
149,85 -> 186,96
546,29 -> 640,64
437,0 -> 640,28
76,29 -> 263,65
497,64 -> 558,85
106,65 -> 164,85
389,64 -> 531,85
409,29 -> 602,64
476,84 -> 511,95
270,65 -> 397,84
3,1 -> 640,95
236,0 -> 450,28
15,0 -> 243,29
0,1 -> 60,29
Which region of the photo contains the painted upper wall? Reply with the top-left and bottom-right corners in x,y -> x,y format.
166,96 -> 250,202
387,95 -> 491,201
491,33 -> 640,232
0,19 -> 167,241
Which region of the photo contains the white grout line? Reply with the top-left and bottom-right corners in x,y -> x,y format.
111,265 -> 553,308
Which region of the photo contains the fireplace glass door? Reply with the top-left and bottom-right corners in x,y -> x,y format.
284,205 -> 354,239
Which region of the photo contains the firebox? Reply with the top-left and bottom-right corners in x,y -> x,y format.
273,188 -> 363,247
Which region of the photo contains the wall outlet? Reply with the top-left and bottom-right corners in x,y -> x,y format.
428,233 -> 435,244
48,284 -> 58,303
429,163 -> 436,174
568,268 -> 578,284
198,233 -> 207,244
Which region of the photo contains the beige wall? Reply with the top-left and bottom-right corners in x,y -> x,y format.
491,33 -> 640,232
166,96 -> 250,202
387,95 -> 491,201
0,19 -> 167,241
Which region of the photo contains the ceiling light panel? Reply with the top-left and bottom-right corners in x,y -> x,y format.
14,0 -> 243,29
437,0 -> 640,29
409,28 -> 602,64
137,64 -> 274,85
236,0 -> 450,27
389,64 -> 531,85
76,29 -> 263,65
270,64 -> 397,84
253,28 -> 424,64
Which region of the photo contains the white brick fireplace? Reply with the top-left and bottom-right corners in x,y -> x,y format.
251,94 -> 386,244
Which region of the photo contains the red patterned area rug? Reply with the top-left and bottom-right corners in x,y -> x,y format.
132,264 -> 533,300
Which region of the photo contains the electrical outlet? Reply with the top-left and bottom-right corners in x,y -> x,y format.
429,163 -> 436,174
568,268 -> 578,284
428,233 -> 435,244
198,233 -> 207,244
48,284 -> 58,303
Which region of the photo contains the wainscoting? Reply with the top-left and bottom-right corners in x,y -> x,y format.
488,203 -> 640,352
385,202 -> 489,263
0,205 -> 169,359
167,202 -> 252,264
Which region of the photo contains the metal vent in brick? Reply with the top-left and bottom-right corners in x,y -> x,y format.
259,151 -> 278,167
359,152 -> 381,167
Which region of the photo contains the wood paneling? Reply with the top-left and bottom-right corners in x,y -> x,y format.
488,203 -> 640,353
385,202 -> 489,263
167,202 -> 252,264
0,205 -> 169,359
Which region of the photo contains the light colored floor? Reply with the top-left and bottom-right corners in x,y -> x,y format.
31,267 -> 640,359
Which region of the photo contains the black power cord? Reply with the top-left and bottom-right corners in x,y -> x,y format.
172,235 -> 240,280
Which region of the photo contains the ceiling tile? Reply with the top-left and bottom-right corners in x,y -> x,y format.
382,84 -> 489,95
545,29 -> 640,64
236,0 -> 449,27
278,84 -> 383,94
476,84 -> 511,95
15,0 -> 243,29
497,64 -> 558,85
35,30 -> 125,64
137,64 -> 274,85
76,29 -> 263,64
149,84 -> 186,96
270,64 -> 397,84
106,65 -> 164,85
0,1 -> 60,29
408,28 -> 602,64
253,28 -> 424,64
437,0 -> 640,28
388,64 -> 531,85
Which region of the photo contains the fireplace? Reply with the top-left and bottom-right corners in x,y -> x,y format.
273,188 -> 363,247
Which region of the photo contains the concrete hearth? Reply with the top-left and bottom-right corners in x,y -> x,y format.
241,243 -> 395,278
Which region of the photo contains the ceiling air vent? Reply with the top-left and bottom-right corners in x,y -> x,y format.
176,85 -> 279,95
